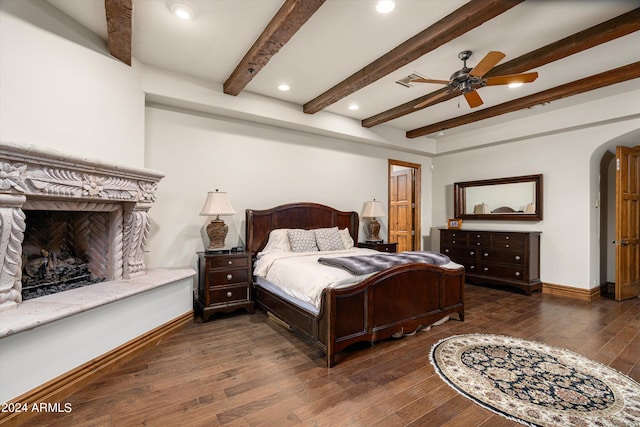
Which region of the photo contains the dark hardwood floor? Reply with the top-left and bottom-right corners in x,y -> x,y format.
21,284 -> 640,427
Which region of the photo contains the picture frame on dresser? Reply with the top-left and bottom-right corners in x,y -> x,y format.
447,218 -> 462,229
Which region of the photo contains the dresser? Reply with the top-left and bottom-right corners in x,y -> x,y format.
197,252 -> 254,322
440,229 -> 541,295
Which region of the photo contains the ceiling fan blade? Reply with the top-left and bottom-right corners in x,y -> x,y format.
410,78 -> 451,85
464,90 -> 484,108
413,89 -> 455,109
484,72 -> 539,86
469,51 -> 506,78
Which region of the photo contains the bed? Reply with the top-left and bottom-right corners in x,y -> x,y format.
246,202 -> 465,367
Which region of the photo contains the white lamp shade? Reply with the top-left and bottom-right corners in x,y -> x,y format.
199,190 -> 236,216
362,200 -> 386,218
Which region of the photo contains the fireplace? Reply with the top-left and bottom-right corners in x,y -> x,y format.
0,142 -> 164,311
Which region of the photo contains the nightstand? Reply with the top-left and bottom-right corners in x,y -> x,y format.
357,242 -> 398,253
197,252 -> 254,322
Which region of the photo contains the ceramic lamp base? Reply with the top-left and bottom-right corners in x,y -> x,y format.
206,218 -> 228,249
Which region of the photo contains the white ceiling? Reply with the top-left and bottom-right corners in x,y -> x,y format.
46,0 -> 640,137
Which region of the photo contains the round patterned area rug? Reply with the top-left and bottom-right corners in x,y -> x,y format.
430,334 -> 640,426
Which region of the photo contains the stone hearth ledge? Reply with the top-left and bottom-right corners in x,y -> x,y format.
0,268 -> 195,338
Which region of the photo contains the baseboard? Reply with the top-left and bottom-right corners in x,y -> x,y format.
542,282 -> 600,301
0,310 -> 193,426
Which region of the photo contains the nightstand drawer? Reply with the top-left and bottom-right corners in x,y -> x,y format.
209,269 -> 249,286
208,256 -> 249,270
209,284 -> 250,305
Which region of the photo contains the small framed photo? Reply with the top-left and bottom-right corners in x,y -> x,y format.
447,218 -> 462,229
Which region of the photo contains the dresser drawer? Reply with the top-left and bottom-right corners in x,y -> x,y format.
467,232 -> 490,246
208,255 -> 249,270
480,249 -> 526,265
442,246 -> 479,260
209,269 -> 249,286
209,284 -> 250,305
460,261 -> 479,275
479,263 -> 527,282
491,233 -> 527,245
442,235 -> 468,246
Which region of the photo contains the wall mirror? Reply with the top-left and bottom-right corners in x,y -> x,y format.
454,174 -> 543,221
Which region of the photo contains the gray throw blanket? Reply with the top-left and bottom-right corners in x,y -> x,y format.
317,251 -> 451,275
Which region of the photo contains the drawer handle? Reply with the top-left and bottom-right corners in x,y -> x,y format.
505,244 -> 510,248
445,249 -> 450,253
228,260 -> 233,265
470,251 -> 475,255
226,274 -> 233,280
476,234 -> 480,238
515,256 -> 521,260
515,272 -> 521,277
506,236 -> 510,240
484,253 -> 489,257
477,243 -> 481,246
452,233 -> 456,237
226,291 -> 232,297
470,266 -> 475,270
483,267 -> 489,271
452,240 -> 456,244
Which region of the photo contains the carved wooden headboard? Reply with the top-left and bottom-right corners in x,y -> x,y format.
245,202 -> 359,254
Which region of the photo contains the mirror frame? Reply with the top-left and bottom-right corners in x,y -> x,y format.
454,174 -> 543,221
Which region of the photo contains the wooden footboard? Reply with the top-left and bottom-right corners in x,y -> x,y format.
255,262 -> 464,367
319,263 -> 464,366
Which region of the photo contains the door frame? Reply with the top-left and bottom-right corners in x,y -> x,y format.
388,159 -> 421,251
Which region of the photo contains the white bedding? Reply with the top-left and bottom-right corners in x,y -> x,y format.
253,248 -> 379,310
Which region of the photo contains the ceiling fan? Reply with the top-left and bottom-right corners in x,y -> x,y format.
411,50 -> 538,109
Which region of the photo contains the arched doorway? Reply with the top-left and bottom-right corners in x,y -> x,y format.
595,129 -> 640,300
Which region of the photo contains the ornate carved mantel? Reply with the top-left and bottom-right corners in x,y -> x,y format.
0,142 -> 164,311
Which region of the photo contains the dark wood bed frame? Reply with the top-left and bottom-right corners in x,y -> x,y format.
246,202 -> 465,367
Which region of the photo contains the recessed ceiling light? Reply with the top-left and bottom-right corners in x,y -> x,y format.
508,82 -> 523,88
168,2 -> 195,20
376,0 -> 396,14
278,84 -> 290,91
348,104 -> 360,111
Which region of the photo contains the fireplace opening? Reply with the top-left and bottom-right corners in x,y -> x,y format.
21,210 -> 110,300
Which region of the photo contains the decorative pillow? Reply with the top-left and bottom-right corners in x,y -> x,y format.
339,228 -> 354,249
315,227 -> 346,251
261,229 -> 291,254
287,229 -> 318,252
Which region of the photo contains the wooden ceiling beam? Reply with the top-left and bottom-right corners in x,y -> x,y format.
223,0 -> 325,96
406,62 -> 640,139
302,0 -> 524,114
105,0 -> 132,66
363,7 -> 640,128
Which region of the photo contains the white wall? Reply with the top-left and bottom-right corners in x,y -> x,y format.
0,1 -> 145,168
432,96 -> 640,290
144,105 -> 433,271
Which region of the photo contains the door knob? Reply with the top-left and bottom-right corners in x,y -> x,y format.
613,240 -> 630,247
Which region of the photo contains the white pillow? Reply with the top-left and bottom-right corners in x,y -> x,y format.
315,227 -> 346,251
288,229 -> 319,252
339,228 -> 354,249
261,229 -> 291,254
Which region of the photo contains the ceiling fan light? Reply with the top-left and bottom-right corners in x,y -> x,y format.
376,0 -> 396,14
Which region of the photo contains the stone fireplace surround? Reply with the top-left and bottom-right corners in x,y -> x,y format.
0,142 -> 163,312
0,142 -> 197,405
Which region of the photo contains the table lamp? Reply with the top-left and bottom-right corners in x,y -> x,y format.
362,199 -> 385,242
199,190 -> 236,250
